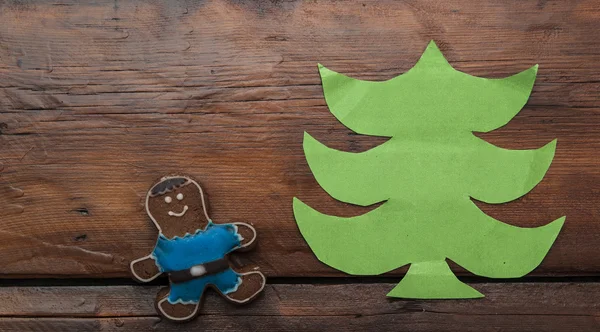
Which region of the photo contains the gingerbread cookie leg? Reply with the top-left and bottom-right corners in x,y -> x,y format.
222,270 -> 266,304
156,287 -> 201,322
157,267 -> 239,321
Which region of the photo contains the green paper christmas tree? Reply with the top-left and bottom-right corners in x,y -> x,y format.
293,41 -> 565,299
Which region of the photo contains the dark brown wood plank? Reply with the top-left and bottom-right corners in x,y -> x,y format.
0,315 -> 597,332
1,282 -> 599,317
1,0 -> 599,278
0,283 -> 597,331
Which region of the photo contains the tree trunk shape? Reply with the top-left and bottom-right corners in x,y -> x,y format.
293,41 -> 565,299
387,261 -> 483,299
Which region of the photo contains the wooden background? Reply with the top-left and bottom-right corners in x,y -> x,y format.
0,0 -> 598,330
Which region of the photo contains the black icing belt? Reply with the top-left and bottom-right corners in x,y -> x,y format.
168,257 -> 231,284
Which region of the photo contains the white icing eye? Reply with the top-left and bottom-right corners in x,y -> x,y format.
177,193 -> 184,200
164,196 -> 172,203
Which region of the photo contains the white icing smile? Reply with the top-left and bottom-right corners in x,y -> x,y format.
168,205 -> 188,217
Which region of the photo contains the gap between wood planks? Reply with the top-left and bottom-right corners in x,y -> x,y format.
0,276 -> 599,287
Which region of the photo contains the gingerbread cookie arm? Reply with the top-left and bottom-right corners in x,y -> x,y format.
232,222 -> 258,251
130,254 -> 162,282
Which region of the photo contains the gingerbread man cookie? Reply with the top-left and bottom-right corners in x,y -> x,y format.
130,175 -> 266,322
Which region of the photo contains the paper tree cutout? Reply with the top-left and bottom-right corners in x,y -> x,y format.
293,41 -> 565,299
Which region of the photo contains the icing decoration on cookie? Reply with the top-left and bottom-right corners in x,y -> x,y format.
130,175 -> 265,322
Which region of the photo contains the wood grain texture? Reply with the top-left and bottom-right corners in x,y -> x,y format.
0,283 -> 597,331
0,0 -> 599,278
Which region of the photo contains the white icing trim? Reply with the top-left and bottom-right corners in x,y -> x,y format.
167,297 -> 200,305
156,221 -> 216,240
158,296 -> 200,321
130,254 -> 162,283
223,276 -> 242,294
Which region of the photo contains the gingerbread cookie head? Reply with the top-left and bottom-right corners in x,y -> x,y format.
146,175 -> 211,238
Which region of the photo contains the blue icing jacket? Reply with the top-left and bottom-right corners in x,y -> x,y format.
152,222 -> 241,273
152,222 -> 243,304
